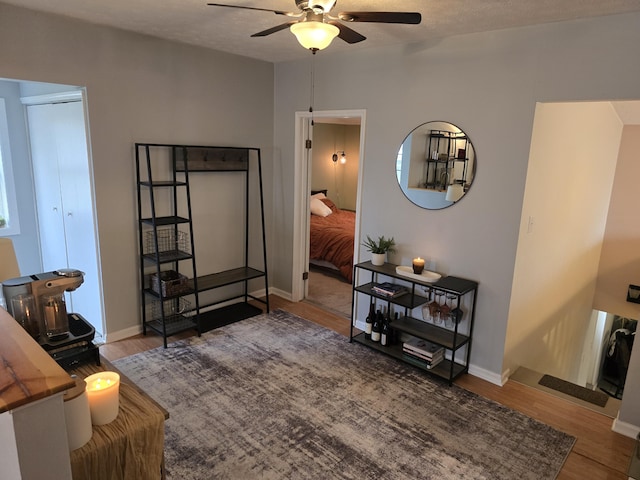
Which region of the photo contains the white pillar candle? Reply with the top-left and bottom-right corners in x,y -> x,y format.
63,377 -> 93,450
85,371 -> 120,425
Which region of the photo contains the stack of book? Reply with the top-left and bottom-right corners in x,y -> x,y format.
372,282 -> 408,298
402,338 -> 444,369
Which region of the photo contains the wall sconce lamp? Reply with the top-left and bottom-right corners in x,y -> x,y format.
332,151 -> 347,164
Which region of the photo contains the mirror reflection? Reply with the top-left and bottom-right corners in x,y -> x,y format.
396,121 -> 476,209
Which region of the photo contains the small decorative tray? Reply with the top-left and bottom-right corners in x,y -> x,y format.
395,266 -> 442,283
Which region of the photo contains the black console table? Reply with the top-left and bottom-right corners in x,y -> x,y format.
350,261 -> 478,385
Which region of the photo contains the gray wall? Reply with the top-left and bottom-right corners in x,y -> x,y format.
273,13 -> 640,428
0,3 -> 274,339
310,123 -> 359,211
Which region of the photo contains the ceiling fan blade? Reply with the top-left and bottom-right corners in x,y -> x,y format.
207,3 -> 291,16
328,21 -> 366,44
251,21 -> 298,37
338,12 -> 422,24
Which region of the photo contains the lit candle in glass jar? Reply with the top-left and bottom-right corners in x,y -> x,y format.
85,371 -> 120,425
412,257 -> 425,274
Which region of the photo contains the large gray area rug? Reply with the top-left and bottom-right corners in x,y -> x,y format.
113,310 -> 575,479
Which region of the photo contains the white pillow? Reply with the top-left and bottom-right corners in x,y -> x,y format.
310,197 -> 332,217
310,192 -> 326,200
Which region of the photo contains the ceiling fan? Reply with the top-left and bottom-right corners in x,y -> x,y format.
207,1 -> 421,52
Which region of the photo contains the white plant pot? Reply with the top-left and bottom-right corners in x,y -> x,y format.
371,253 -> 386,266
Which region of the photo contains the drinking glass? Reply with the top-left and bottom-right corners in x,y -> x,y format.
11,294 -> 40,339
421,287 -> 432,322
42,293 -> 70,340
450,306 -> 464,327
443,294 -> 455,329
431,292 -> 444,325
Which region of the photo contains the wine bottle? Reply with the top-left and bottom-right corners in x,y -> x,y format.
381,307 -> 391,346
365,304 -> 374,340
371,309 -> 382,342
391,311 -> 399,344
381,316 -> 389,346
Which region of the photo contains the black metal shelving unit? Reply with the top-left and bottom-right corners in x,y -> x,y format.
136,143 -> 269,347
350,261 -> 477,385
425,129 -> 469,191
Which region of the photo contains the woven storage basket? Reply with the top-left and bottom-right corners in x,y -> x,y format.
150,270 -> 189,297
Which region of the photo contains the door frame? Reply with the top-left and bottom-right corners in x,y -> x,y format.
21,89 -> 105,338
291,109 -> 366,302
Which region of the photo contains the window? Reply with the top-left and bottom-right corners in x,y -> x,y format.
0,98 -> 20,236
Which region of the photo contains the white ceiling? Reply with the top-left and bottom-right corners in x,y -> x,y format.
6,0 -> 640,63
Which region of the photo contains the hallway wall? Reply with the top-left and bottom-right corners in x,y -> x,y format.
505,102 -> 622,384
594,125 -> 640,318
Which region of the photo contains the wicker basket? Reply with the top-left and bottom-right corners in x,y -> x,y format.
150,270 -> 190,297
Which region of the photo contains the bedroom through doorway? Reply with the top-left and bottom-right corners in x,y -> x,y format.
298,111 -> 364,319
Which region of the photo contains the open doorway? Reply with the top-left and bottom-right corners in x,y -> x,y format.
291,109 -> 366,319
306,119 -> 360,318
506,100 -> 640,416
1,77 -> 104,338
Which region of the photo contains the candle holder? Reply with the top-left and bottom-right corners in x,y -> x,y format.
85,371 -> 120,425
412,257 -> 425,274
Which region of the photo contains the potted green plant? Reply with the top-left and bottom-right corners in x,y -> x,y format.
362,235 -> 396,266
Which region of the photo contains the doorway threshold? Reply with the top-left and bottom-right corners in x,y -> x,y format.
510,366 -> 621,418
305,267 -> 352,319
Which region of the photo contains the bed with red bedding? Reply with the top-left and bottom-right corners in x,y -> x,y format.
309,197 -> 355,283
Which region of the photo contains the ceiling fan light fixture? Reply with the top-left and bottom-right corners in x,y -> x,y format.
290,21 -> 339,51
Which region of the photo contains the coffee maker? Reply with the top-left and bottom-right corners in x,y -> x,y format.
4,268 -> 83,337
3,269 -> 100,368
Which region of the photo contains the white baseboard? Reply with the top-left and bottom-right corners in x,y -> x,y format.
249,288 -> 267,300
269,288 -> 292,302
612,415 -> 640,439
103,287 -> 282,343
100,289 -> 505,395
468,363 -> 505,386
103,324 -> 142,344
501,368 -> 512,386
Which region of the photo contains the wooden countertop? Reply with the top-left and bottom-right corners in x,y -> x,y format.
0,307 -> 74,413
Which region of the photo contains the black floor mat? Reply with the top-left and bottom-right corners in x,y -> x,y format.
538,374 -> 609,407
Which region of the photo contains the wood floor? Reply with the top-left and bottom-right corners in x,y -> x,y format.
100,295 -> 636,479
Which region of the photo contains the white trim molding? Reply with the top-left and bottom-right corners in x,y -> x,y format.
468,364 -> 506,386
291,109 -> 366,303
612,414 -> 640,439
20,90 -> 82,106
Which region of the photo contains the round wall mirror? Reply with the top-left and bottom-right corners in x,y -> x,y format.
396,121 -> 476,209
